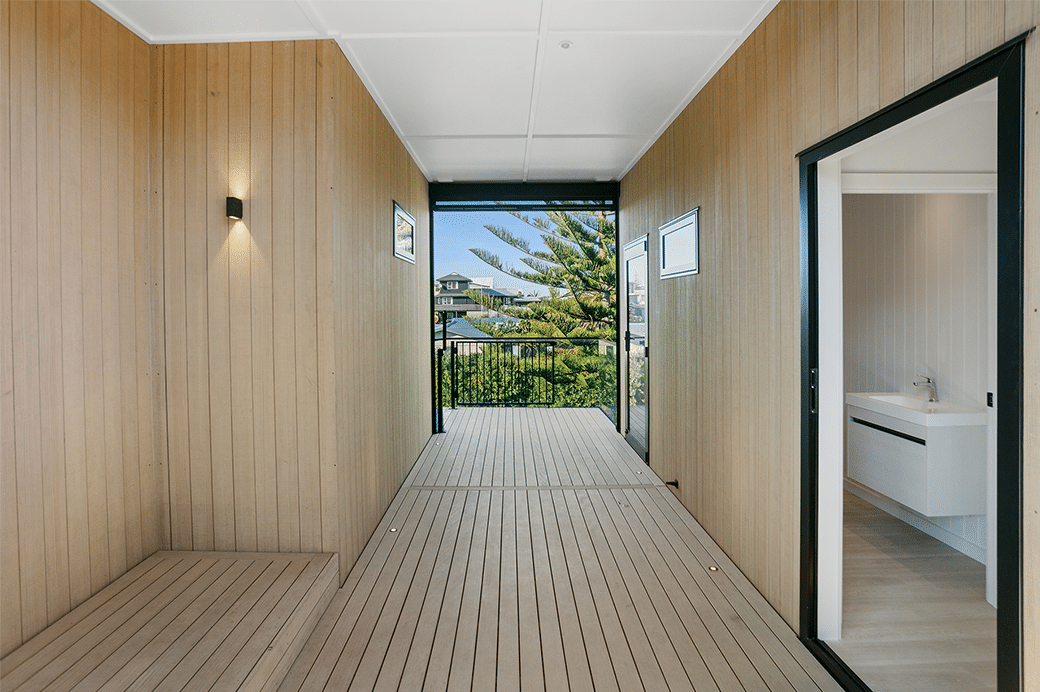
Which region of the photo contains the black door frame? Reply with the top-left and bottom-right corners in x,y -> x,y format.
622,234 -> 650,462
797,34 -> 1030,692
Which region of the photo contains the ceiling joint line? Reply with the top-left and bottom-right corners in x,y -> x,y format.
522,0 -> 552,182
340,31 -> 539,40
294,0 -> 331,38
549,29 -> 745,37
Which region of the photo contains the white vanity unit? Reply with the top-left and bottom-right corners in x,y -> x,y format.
846,393 -> 987,517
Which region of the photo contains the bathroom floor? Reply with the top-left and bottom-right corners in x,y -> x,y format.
826,492 -> 997,692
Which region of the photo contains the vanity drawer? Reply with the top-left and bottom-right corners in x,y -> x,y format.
848,417 -> 928,513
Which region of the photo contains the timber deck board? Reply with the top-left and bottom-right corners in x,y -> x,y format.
280,407 -> 842,692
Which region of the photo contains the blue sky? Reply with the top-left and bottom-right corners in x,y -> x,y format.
433,210 -> 550,296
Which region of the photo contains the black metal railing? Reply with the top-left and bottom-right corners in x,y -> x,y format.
434,337 -> 617,423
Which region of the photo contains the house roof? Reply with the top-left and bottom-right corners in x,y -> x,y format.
435,318 -> 491,340
436,272 -> 470,283
476,317 -> 521,329
480,288 -> 519,299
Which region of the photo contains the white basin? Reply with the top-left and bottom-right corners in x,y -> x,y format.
845,391 -> 987,516
845,392 -> 987,427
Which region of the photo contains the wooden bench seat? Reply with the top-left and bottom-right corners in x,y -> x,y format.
1,552 -> 338,692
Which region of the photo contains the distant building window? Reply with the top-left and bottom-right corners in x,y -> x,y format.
437,297 -> 453,305
445,281 -> 458,289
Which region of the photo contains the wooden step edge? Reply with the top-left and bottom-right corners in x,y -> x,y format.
241,554 -> 340,692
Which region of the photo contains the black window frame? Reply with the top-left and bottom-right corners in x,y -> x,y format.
429,182 -> 621,434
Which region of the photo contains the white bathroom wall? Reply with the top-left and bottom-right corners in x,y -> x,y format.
843,193 -> 992,559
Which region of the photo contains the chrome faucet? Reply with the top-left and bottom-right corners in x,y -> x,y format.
913,375 -> 937,402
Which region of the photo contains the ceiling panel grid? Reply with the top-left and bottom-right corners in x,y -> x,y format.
95,0 -> 780,181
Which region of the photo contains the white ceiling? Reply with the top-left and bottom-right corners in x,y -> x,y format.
842,81 -> 997,175
93,0 -> 779,182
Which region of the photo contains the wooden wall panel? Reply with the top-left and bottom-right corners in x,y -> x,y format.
227,42 -> 257,553
0,0 -> 19,657
183,43 -> 213,555
7,0 -> 47,650
905,0 -> 934,92
35,0 -> 66,624
857,0 -> 880,118
879,0 -> 906,109
1,0 -> 166,656
315,40 -> 339,567
271,40 -> 300,553
333,49 -> 431,577
145,37 -> 169,563
160,38 -> 430,582
207,42 -> 233,552
163,41 -> 190,551
58,0 -> 87,611
620,6 -> 1039,684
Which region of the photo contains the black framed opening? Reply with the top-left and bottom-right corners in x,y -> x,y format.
428,182 -> 622,435
622,235 -> 650,463
797,34 -> 1029,692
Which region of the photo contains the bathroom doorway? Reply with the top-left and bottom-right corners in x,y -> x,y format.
798,39 -> 1025,692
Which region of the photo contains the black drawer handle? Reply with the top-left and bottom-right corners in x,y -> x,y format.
849,417 -> 925,446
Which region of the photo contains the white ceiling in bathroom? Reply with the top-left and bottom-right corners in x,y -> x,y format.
92,0 -> 780,182
841,81 -> 998,175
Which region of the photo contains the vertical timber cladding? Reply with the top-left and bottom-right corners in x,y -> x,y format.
333,43 -> 432,575
1,1 -> 168,656
620,0 -> 1038,666
162,38 -> 431,581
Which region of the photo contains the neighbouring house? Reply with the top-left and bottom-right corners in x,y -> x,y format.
434,273 -> 523,320
513,295 -> 545,310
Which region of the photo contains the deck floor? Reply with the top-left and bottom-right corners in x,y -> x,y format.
281,408 -> 841,692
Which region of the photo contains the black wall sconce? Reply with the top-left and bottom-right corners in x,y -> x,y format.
226,196 -> 243,220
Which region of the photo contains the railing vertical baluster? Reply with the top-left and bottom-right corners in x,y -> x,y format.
451,342 -> 458,409
436,348 -> 445,432
537,345 -> 542,405
551,344 -> 556,406
540,343 -> 549,405
538,345 -> 542,404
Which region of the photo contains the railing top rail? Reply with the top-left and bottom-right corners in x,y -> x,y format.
448,337 -> 607,344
